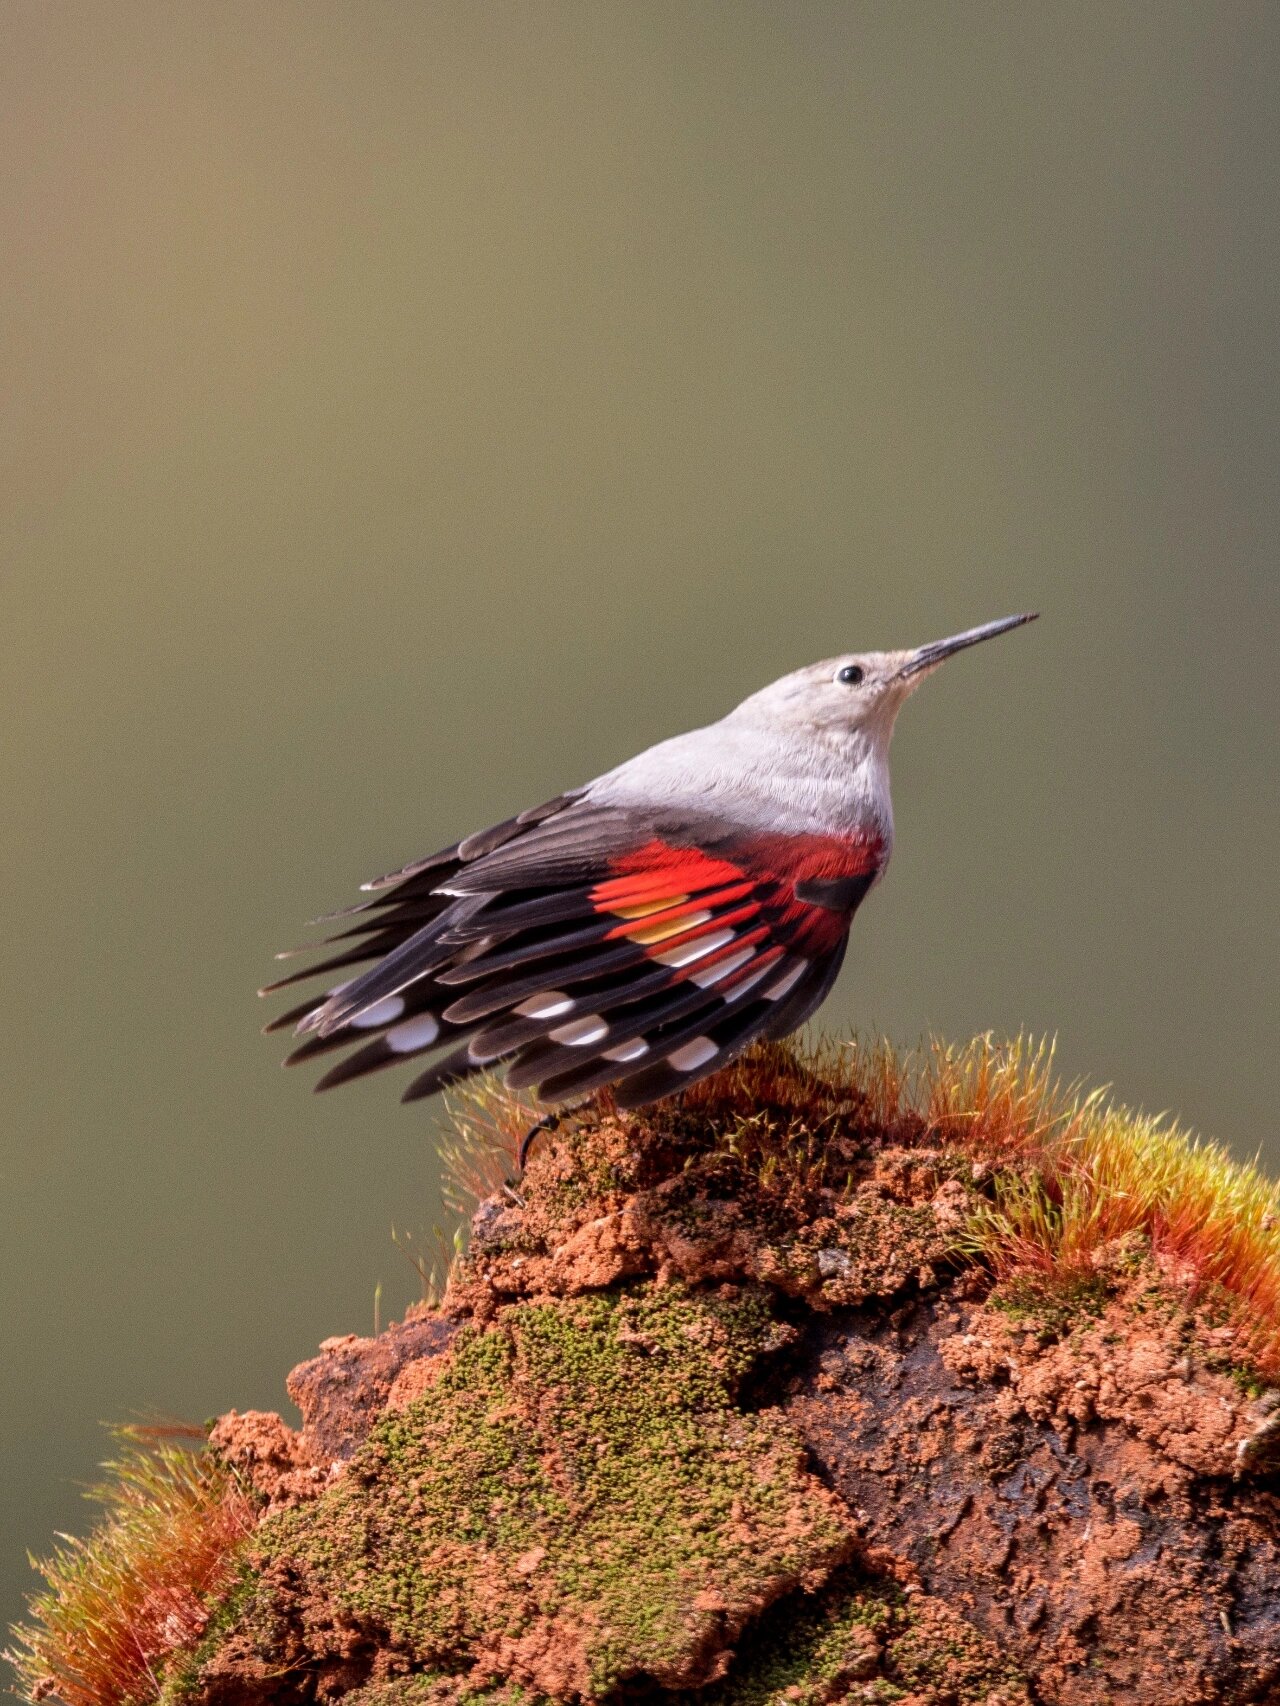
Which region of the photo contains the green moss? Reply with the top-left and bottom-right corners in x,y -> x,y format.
1227,1363 -> 1268,1400
692,1570 -> 1028,1706
763,1196 -> 954,1307
987,1271 -> 1110,1341
700,1571 -> 897,1706
543,1123 -> 637,1211
885,1594 -> 1028,1702
234,1285 -> 851,1700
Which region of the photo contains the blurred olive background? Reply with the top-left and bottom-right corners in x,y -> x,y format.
2,0 -> 1277,1637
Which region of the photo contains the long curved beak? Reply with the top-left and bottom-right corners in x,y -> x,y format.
898,611 -> 1038,679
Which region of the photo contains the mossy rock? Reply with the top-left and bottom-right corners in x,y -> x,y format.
685,1566 -> 1028,1706
343,1680 -> 541,1706
227,1284 -> 853,1701
21,1035 -> 1279,1706
336,1568 -> 1030,1706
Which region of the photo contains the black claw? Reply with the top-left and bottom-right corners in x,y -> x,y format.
518,1111 -> 563,1171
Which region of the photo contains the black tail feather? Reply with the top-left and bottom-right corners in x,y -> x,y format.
400,1045 -> 484,1104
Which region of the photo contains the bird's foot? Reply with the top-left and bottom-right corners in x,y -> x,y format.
517,1110 -> 563,1172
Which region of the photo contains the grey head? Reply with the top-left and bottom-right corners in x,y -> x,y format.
725,612 -> 1039,749
593,612 -> 1038,846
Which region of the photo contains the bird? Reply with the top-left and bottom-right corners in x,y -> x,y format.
262,613 -> 1036,1124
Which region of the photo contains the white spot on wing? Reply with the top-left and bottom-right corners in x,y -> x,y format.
350,995 -> 406,1029
653,927 -> 736,968
689,945 -> 755,988
722,960 -> 781,1002
764,962 -> 807,1000
514,991 -> 574,1020
549,1015 -> 609,1046
600,1038 -> 649,1062
668,1037 -> 718,1073
387,1014 -> 440,1053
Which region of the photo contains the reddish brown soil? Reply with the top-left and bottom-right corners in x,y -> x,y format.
788,1289 -> 1280,1703
286,1315 -> 458,1460
210,1314 -> 458,1512
209,1312 -> 459,1512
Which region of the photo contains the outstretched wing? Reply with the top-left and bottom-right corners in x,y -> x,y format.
262,797 -> 882,1110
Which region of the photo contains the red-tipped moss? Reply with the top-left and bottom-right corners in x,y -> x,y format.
6,1426 -> 254,1706
451,1032 -> 1280,1384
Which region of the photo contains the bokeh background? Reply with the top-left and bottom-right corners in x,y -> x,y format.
2,0 -> 1277,1642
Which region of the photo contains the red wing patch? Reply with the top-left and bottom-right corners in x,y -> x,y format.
591,831 -> 882,966
266,813 -> 884,1112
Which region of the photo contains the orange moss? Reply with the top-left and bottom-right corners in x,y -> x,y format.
6,1426 -> 254,1706
923,1038 -> 1280,1381
450,1033 -> 1280,1384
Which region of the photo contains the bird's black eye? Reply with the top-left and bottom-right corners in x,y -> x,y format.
836,664 -> 864,685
